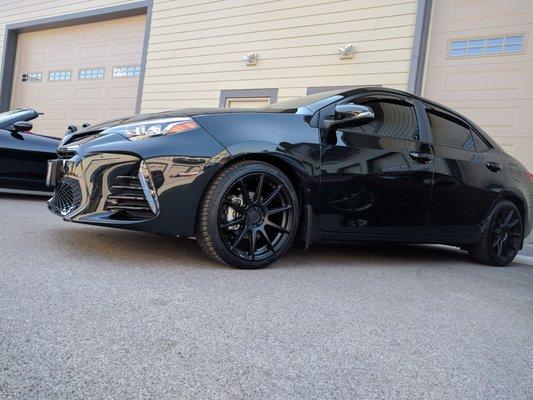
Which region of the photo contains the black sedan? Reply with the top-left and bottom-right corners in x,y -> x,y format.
46,87 -> 533,268
0,108 -> 59,195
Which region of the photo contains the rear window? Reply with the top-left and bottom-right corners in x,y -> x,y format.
426,109 -> 474,150
472,131 -> 491,152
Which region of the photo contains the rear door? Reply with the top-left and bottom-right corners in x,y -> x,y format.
421,101 -> 505,238
319,93 -> 434,236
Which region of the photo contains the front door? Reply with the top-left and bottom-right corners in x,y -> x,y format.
318,95 -> 434,236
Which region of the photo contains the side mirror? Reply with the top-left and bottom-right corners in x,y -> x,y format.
13,121 -> 33,132
324,104 -> 374,130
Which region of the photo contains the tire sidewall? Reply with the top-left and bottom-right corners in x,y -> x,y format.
484,200 -> 522,266
202,162 -> 300,269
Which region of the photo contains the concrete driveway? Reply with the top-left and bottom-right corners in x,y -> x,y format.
1,195 -> 532,400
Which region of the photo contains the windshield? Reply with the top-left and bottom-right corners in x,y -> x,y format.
261,89 -> 344,111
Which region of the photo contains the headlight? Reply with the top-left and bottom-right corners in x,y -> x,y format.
102,117 -> 199,141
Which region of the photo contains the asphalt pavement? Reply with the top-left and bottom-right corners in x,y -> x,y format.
1,194 -> 532,400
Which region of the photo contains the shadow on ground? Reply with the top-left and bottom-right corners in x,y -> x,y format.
49,224 -> 514,269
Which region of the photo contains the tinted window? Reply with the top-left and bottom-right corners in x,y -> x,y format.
427,109 -> 474,150
472,131 -> 490,152
343,100 -> 420,141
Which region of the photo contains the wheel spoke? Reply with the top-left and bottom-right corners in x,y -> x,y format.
223,198 -> 246,214
249,228 -> 257,260
260,227 -> 275,252
506,219 -> 519,229
497,238 -> 503,258
238,179 -> 252,205
231,226 -> 248,250
502,210 -> 513,227
254,174 -> 264,204
492,235 -> 501,248
266,205 -> 292,215
262,185 -> 282,206
220,216 -> 245,229
266,221 -> 290,234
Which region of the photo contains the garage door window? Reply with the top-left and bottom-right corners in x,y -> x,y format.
49,70 -> 71,81
22,72 -> 42,82
113,65 -> 141,78
79,68 -> 105,80
449,34 -> 525,57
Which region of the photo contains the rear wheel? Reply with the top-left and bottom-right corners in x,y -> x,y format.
469,200 -> 523,266
196,161 -> 299,269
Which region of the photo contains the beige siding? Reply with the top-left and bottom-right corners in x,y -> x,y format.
141,0 -> 418,112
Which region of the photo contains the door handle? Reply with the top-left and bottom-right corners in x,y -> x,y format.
409,151 -> 433,164
486,162 -> 501,172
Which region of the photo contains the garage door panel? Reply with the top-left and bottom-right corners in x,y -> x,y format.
114,42 -> 144,57
74,87 -> 104,101
44,88 -> 70,101
72,109 -> 100,121
79,45 -> 108,60
430,0 -> 533,33
12,15 -> 145,136
106,109 -> 136,120
49,48 -> 76,63
424,63 -> 533,101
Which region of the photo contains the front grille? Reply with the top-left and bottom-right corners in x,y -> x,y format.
48,178 -> 82,216
105,165 -> 155,220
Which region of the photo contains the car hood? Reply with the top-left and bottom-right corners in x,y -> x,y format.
61,107 -> 301,147
81,108 -> 292,132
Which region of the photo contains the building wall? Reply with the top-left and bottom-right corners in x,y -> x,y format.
140,0 -> 419,112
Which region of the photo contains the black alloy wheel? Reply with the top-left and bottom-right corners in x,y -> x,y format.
469,200 -> 523,266
197,161 -> 299,268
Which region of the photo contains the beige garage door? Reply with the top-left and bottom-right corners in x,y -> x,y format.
423,0 -> 533,171
11,14 -> 146,137
423,0 -> 533,255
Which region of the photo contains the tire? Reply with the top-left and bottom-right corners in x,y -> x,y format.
468,200 -> 523,266
196,160 -> 300,269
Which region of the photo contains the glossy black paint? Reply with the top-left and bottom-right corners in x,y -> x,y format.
51,87 -> 533,250
0,109 -> 59,193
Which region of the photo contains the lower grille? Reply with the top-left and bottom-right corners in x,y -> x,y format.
48,178 -> 82,216
104,165 -> 155,220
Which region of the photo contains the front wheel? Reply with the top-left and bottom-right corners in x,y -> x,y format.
469,200 -> 523,266
196,161 -> 299,269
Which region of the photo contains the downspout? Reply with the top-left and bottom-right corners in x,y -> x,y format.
407,0 -> 433,96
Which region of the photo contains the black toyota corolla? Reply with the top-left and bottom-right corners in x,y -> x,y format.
47,87 -> 533,268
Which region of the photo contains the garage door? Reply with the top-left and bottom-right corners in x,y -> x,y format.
11,14 -> 146,137
423,0 -> 533,256
423,0 -> 533,171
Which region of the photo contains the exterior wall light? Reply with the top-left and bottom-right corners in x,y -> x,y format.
338,44 -> 355,59
242,52 -> 258,66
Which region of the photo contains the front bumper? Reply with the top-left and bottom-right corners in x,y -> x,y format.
47,152 -> 159,223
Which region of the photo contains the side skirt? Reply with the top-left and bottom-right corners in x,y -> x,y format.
323,232 -> 480,245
